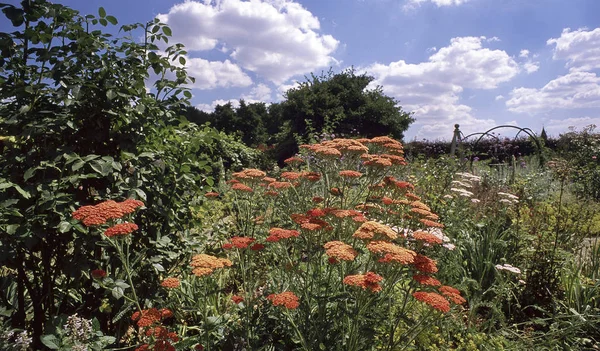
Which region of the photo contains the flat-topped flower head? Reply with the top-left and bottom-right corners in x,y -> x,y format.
231,183 -> 253,192
412,230 -> 443,245
223,236 -> 256,249
323,241 -> 358,261
413,254 -> 438,274
413,274 -> 441,286
104,222 -> 138,238
412,291 -> 450,313
73,199 -> 144,226
190,254 -> 232,276
284,156 -> 305,165
267,291 -> 299,309
160,277 -> 181,289
339,170 -> 363,178
266,228 -> 300,242
439,285 -> 466,305
343,272 -> 383,292
353,221 -> 398,240
232,168 -> 266,179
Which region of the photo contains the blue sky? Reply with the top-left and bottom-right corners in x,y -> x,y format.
10,0 -> 600,140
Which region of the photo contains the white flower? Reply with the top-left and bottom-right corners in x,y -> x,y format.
471,198 -> 481,203
443,243 -> 456,250
451,180 -> 472,188
498,192 -> 519,200
495,263 -> 521,274
443,194 -> 453,199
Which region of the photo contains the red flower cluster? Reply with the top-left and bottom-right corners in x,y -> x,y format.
412,291 -> 450,313
131,308 -> 173,328
231,295 -> 244,304
266,228 -> 300,242
104,222 -> 139,238
222,236 -> 256,249
160,277 -> 180,289
439,285 -> 466,305
73,199 -> 143,226
267,291 -> 300,309
91,269 -> 106,279
343,272 -> 383,293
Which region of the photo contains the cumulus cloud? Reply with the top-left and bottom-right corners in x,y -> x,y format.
241,83 -> 273,102
405,0 -> 472,9
186,58 -> 252,89
519,49 -> 530,58
547,27 -> 600,71
157,0 -> 339,84
495,95 -> 505,101
196,99 -> 240,112
365,36 -> 522,139
523,60 -> 540,74
506,71 -> 600,114
545,117 -> 600,136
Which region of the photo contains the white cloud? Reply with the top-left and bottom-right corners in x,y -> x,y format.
405,0 -> 472,9
547,27 -> 600,71
186,57 -> 252,89
523,60 -> 540,74
157,0 -> 339,84
506,71 -> 600,114
519,49 -> 529,58
196,99 -> 240,112
241,83 -> 272,102
365,36 -> 522,139
495,95 -> 505,101
545,116 -> 600,136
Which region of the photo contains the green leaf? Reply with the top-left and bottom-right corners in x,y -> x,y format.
13,185 -> 30,199
106,90 -> 116,100
99,18 -> 108,26
106,15 -> 118,25
162,26 -> 172,36
98,7 -> 106,18
183,90 -> 192,99
111,287 -> 124,299
58,221 -> 72,233
72,160 -> 85,171
40,335 -> 60,350
5,224 -> 18,235
23,167 -> 35,181
178,56 -> 186,66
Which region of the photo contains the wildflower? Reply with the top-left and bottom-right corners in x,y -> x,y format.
328,257 -> 339,264
160,277 -> 180,289
471,198 -> 480,203
281,171 -> 302,180
410,208 -> 433,217
343,272 -> 383,292
312,196 -> 324,203
232,168 -> 266,179
323,241 -> 358,261
412,230 -> 443,245
223,237 -> 256,249
250,243 -> 265,251
190,254 -> 232,276
262,177 -> 277,183
367,241 -> 416,264
413,275 -> 441,286
204,192 -> 219,198
269,181 -> 293,189
104,222 -> 138,238
412,291 -> 450,312
330,187 -> 342,196
353,221 -> 398,240
339,170 -> 362,178
301,171 -> 321,181
495,263 -> 521,274
131,308 -> 162,327
265,190 -> 279,197
231,295 -> 244,304
231,183 -> 253,192
362,155 -> 392,167
439,286 -> 466,305
284,156 -> 305,164
73,199 -> 143,226
266,228 -> 300,242
91,269 -> 107,279
307,208 -> 326,217
413,254 -> 438,273
267,291 -> 300,309
419,219 -> 444,228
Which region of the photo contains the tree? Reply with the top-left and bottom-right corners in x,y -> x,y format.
275,68 -> 414,162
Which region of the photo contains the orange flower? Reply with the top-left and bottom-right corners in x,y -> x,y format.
266,228 -> 300,242
265,190 -> 279,197
262,177 -> 277,183
353,221 -> 398,240
267,291 -> 300,309
250,243 -> 265,251
411,201 -> 431,212
339,170 -> 362,178
269,181 -> 293,189
300,171 -> 321,181
362,155 -> 392,167
231,183 -> 253,192
281,171 -> 302,180
380,154 -> 406,165
190,254 -> 232,276
323,241 -> 358,261
131,308 -> 162,327
232,168 -> 266,179
343,272 -> 383,292
223,236 -> 255,249
439,286 -> 466,305
104,222 -> 138,238
231,295 -> 244,304
413,275 -> 441,286
204,192 -> 220,198
369,136 -> 400,145
412,231 -> 443,245
419,219 -> 445,228
160,277 -> 181,289
410,208 -> 433,217
314,146 -> 342,158
284,156 -> 305,164
412,291 -> 450,313
73,199 -> 143,226
367,241 -> 416,265
312,196 -> 324,203
413,254 -> 438,273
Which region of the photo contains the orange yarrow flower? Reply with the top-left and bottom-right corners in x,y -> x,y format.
232,168 -> 266,179
266,228 -> 300,242
413,254 -> 438,273
104,222 -> 138,238
367,241 -> 417,264
160,277 -> 181,289
231,295 -> 244,304
267,291 -> 300,309
343,272 -> 384,293
73,199 -> 143,226
339,170 -> 362,178
412,291 -> 450,313
223,236 -> 256,249
412,230 -> 443,245
204,192 -> 219,198
231,183 -> 253,192
439,286 -> 466,305
413,274 -> 441,286
353,221 -> 398,240
323,241 -> 358,261
190,254 -> 232,277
